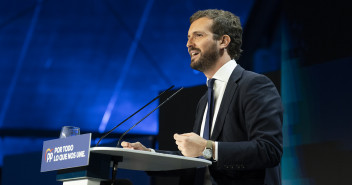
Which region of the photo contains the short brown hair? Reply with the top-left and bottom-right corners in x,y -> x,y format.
190,9 -> 243,60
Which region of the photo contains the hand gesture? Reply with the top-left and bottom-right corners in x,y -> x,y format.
174,132 -> 207,157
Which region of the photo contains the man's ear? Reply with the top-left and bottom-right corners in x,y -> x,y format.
219,35 -> 231,49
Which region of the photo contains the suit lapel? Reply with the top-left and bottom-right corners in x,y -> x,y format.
211,65 -> 244,140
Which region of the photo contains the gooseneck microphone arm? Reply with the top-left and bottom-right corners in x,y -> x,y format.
95,85 -> 174,146
117,87 -> 184,147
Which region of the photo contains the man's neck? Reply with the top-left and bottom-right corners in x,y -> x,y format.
203,55 -> 232,79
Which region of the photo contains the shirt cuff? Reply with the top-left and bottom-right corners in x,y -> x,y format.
214,141 -> 218,161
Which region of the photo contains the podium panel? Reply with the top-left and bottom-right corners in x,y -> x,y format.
90,147 -> 211,171
63,179 -> 100,185
41,143 -> 211,185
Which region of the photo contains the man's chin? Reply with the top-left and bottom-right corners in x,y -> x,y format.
190,60 -> 204,72
190,59 -> 198,68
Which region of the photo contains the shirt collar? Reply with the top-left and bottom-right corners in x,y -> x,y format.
207,60 -> 237,84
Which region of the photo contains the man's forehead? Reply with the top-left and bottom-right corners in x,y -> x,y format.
188,17 -> 213,34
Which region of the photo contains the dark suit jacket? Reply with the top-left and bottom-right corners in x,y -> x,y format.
192,65 -> 283,185
152,65 -> 283,185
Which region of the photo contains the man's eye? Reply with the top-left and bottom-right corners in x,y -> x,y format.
196,34 -> 203,37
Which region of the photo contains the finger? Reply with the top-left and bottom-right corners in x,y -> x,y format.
131,142 -> 148,151
180,132 -> 192,136
174,133 -> 187,141
181,132 -> 197,137
173,133 -> 179,140
121,141 -> 130,147
129,143 -> 140,149
175,140 -> 183,146
177,145 -> 183,151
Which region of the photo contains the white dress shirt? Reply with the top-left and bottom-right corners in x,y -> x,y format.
199,59 -> 237,160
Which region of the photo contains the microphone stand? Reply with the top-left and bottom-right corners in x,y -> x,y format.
97,85 -> 179,185
96,85 -> 174,146
117,87 -> 184,147
109,87 -> 183,184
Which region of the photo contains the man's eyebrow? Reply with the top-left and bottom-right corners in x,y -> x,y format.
188,31 -> 207,39
188,31 -> 204,36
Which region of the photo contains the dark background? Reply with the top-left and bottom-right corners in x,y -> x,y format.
1,0 -> 352,184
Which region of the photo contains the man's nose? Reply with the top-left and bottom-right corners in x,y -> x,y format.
186,38 -> 194,48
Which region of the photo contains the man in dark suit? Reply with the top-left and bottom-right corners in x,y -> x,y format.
122,9 -> 283,185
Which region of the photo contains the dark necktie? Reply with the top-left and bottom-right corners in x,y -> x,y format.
203,78 -> 215,140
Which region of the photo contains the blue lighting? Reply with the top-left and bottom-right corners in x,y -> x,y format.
0,0 -> 255,168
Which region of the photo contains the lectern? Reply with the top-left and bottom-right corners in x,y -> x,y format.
41,134 -> 211,185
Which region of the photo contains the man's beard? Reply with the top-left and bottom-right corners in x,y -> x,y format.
190,43 -> 220,72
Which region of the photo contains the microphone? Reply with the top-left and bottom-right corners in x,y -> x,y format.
117,87 -> 183,147
95,85 -> 175,146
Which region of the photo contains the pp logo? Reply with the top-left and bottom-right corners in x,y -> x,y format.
45,148 -> 54,162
